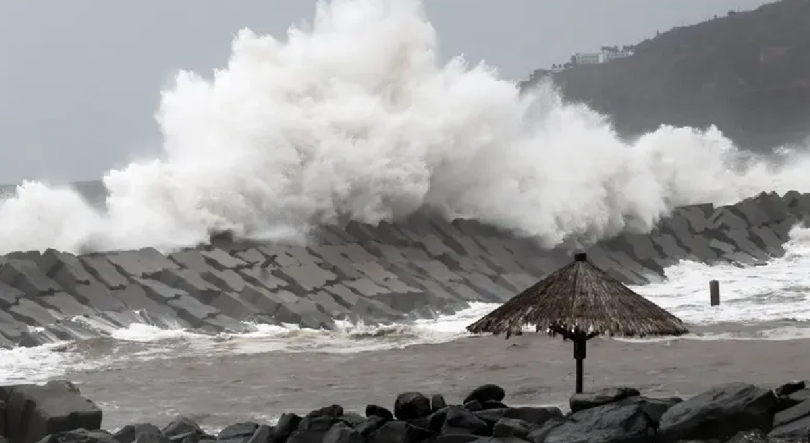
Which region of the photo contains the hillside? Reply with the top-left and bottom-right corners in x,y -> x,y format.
522,0 -> 810,152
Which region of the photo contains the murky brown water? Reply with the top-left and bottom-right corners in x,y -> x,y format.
63,331 -> 810,431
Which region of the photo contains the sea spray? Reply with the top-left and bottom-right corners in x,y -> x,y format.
1,0 -> 810,255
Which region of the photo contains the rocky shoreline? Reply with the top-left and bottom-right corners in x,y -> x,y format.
3,378 -> 810,443
1,190 -> 809,348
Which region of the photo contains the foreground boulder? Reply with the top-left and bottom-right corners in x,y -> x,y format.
0,380 -> 101,443
569,387 -> 640,413
544,401 -> 656,443
658,382 -> 779,442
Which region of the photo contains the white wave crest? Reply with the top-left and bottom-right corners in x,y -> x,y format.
2,0 -> 810,255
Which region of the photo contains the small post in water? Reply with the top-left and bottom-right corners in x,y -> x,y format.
709,279 -> 720,306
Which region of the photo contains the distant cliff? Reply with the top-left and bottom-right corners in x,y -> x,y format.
522,0 -> 810,152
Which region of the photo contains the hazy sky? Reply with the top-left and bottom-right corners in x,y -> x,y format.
0,0 -> 772,184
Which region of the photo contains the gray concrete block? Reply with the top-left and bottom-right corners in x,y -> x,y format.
167,294 -> 220,327
344,278 -> 391,297
310,227 -> 348,245
37,249 -> 94,284
731,197 -> 771,227
204,314 -> 253,333
308,245 -> 363,279
344,221 -> 377,242
783,191 -> 810,217
325,284 -> 402,320
497,273 -> 537,294
410,259 -> 462,284
39,292 -> 96,317
751,191 -> 791,224
341,243 -> 378,262
159,268 -> 220,304
307,291 -> 352,318
650,233 -> 690,261
203,269 -> 249,293
673,204 -> 714,233
709,207 -> 749,230
353,261 -> 398,284
724,251 -> 760,266
200,248 -> 247,270
0,282 -> 24,308
110,284 -> 174,315
444,280 -> 487,302
168,250 -> 217,273
621,233 -> 663,262
0,259 -> 62,296
8,298 -> 59,326
772,217 -> 799,242
674,233 -> 719,263
374,221 -> 411,245
208,292 -> 259,321
71,281 -> 126,312
279,263 -> 338,293
234,248 -> 267,266
5,250 -> 41,262
105,251 -> 153,277
406,277 -> 464,305
322,225 -> 358,243
724,229 -> 771,261
80,255 -> 130,289
428,217 -> 464,239
257,245 -> 301,267
456,271 -> 511,302
584,245 -> 645,285
239,285 -> 286,314
750,225 -> 786,256
240,265 -> 288,290
134,277 -> 186,302
413,234 -> 455,258
473,236 -> 526,273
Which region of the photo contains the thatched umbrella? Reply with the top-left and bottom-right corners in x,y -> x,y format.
466,252 -> 689,394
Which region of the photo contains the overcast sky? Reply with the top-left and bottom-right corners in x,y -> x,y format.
0,0 -> 772,184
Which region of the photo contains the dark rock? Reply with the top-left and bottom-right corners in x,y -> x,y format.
365,405 -> 394,420
427,407 -> 450,432
337,413 -> 365,428
37,429 -> 118,443
161,417 -> 203,443
544,402 -> 655,443
462,401 -> 483,412
245,426 -> 272,443
431,394 -> 448,412
463,385 -> 506,405
480,401 -> 508,410
305,405 -> 343,419
367,421 -> 432,443
615,396 -> 682,426
432,436 -> 478,443
658,382 -> 779,442
394,392 -> 432,421
569,387 -> 641,413
354,416 -> 388,437
502,407 -> 563,427
442,406 -> 489,436
216,423 -> 259,443
775,380 -> 806,397
5,381 -> 102,443
297,416 -> 339,432
472,409 -> 509,427
782,388 -> 810,411
270,413 -> 301,443
526,418 -> 564,443
726,429 -> 769,443
113,423 -> 170,443
769,413 -> 810,440
321,423 -> 362,443
491,418 -> 530,439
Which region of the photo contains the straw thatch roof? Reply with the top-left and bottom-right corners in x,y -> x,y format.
467,253 -> 689,339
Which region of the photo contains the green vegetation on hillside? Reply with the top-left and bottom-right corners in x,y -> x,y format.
522,0 -> 810,151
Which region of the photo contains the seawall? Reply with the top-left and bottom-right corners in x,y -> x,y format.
0,190 -> 809,348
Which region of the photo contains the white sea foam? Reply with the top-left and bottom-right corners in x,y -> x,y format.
1,0 -> 810,256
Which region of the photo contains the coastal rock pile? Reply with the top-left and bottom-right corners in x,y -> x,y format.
0,190 -> 809,348
5,379 -> 810,443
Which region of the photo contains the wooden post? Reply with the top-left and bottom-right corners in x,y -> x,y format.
573,336 -> 587,394
709,280 -> 720,306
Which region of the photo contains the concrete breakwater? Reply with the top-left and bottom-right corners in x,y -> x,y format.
0,190 -> 809,348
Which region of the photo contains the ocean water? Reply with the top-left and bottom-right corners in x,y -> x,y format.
2,0 -> 810,429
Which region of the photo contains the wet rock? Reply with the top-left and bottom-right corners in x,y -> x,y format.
365,405 -> 394,420
161,417 -> 206,443
367,421 -> 432,443
441,406 -> 489,436
112,423 -> 169,443
271,413 -> 302,443
216,423 -> 259,443
430,394 -> 448,412
463,384 -> 506,405
491,418 -> 530,439
394,392 -> 432,421
38,429 -> 118,443
569,386 -> 641,413
544,401 -> 656,443
658,382 -> 779,442
4,380 -> 102,443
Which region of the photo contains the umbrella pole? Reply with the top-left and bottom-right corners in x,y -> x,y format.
573,334 -> 587,393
